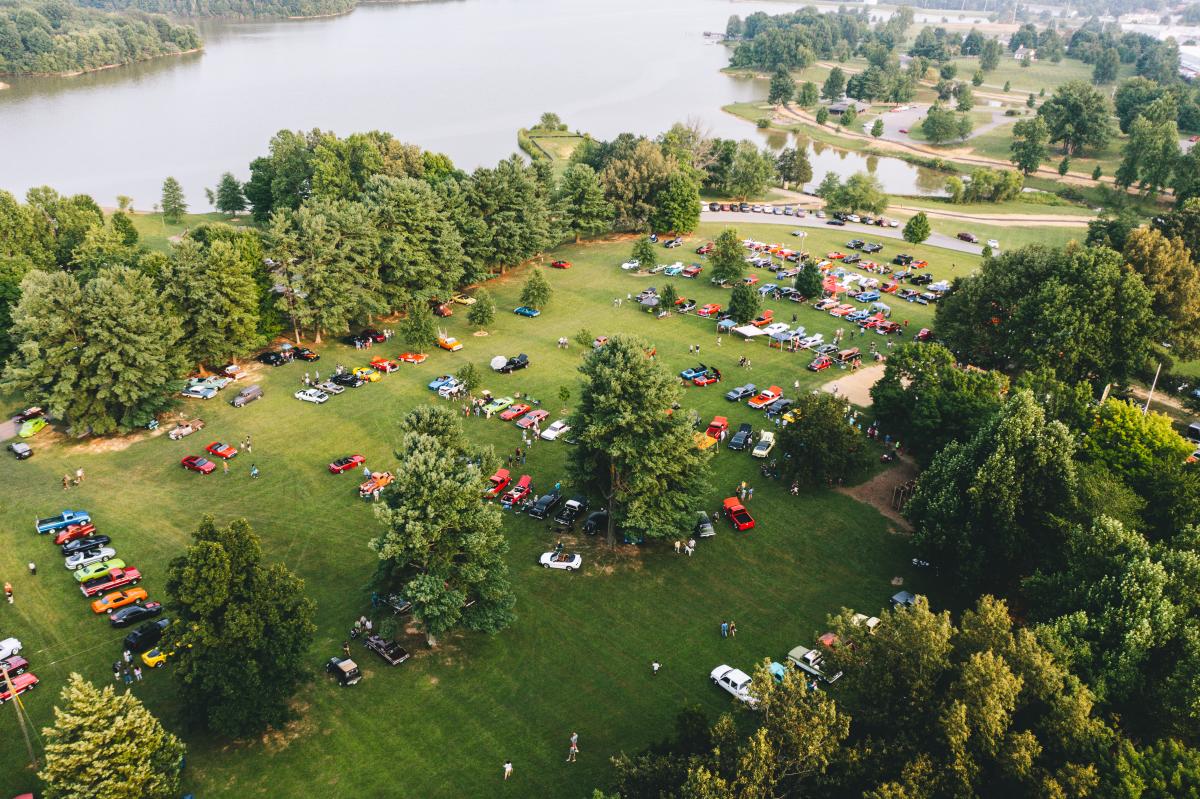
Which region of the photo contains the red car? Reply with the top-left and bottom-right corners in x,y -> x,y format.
877,321 -> 903,335
329,455 -> 366,474
915,328 -> 932,341
360,328 -> 387,343
0,672 -> 37,704
516,410 -> 549,429
723,497 -> 755,531
694,369 -> 722,386
881,281 -> 899,293
695,242 -> 714,255
370,356 -> 399,373
53,522 -> 97,546
181,456 -> 216,474
742,275 -> 759,286
682,264 -> 702,278
486,468 -> 511,497
398,352 -> 428,364
205,441 -> 238,460
80,567 -> 142,598
705,416 -> 728,439
551,260 -> 572,269
499,403 -> 531,421
750,310 -> 774,328
808,356 -> 833,372
432,303 -> 453,317
502,474 -> 532,505
0,655 -> 29,676
827,251 -> 846,260
747,386 -> 782,409
697,303 -> 722,318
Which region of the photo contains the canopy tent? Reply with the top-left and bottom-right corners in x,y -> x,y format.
734,325 -> 768,338
717,318 -> 738,331
640,296 -> 660,307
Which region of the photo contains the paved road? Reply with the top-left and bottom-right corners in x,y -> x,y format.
700,210 -> 985,257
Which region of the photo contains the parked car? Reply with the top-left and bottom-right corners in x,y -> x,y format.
499,403 -> 531,421
0,655 -> 29,676
705,416 -> 729,439
498,354 -> 530,373
502,475 -> 533,506
230,384 -> 263,407
514,305 -> 541,317
257,351 -> 287,367
181,455 -> 216,474
352,366 -> 382,383
956,232 -> 978,243
330,373 -> 365,389
550,260 -> 571,269
752,431 -> 776,458
64,547 -> 117,571
582,511 -> 608,536
695,511 -> 715,538
694,368 -> 722,386
620,259 -> 640,270
326,656 -> 363,686
787,644 -> 843,684
0,672 -> 37,704
74,559 -> 126,583
8,442 -> 32,460
539,551 -> 582,571
62,535 -> 110,557
682,264 -> 703,278
725,383 -> 757,402
180,384 -> 218,400
80,567 -> 142,598
205,441 -> 238,459
483,396 -> 514,415
329,455 -> 366,474
680,364 -> 709,380
485,468 -> 511,498
0,638 -> 22,661
428,374 -> 455,390
541,420 -> 570,440
52,522 -> 96,546
710,665 -> 757,705
452,293 -> 477,305
293,347 -> 320,361
168,419 -> 205,440
528,488 -> 562,520
554,496 -> 589,526
124,619 -> 170,653
747,386 -> 782,409
398,352 -> 428,364
516,410 -> 549,430
437,335 -> 463,352
110,601 -> 163,628
891,591 -> 917,609
438,378 -> 465,398
723,497 -> 755,531
697,303 -> 722,317
728,423 -> 753,451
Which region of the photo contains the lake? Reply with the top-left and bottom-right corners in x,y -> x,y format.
0,0 -> 941,209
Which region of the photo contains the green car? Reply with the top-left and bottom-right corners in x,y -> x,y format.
483,396 -> 514,414
74,559 -> 126,583
18,417 -> 47,438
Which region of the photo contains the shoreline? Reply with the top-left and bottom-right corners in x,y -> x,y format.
2,47 -> 203,79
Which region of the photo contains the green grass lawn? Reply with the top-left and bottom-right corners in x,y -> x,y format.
0,223 -> 970,797
947,55 -> 1131,97
128,211 -> 248,253
967,122 -> 1127,179
891,194 -> 1096,218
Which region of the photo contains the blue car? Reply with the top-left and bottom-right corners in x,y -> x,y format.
513,306 -> 541,317
846,310 -> 870,322
680,364 -> 708,380
428,374 -> 454,390
857,291 -> 881,303
663,265 -> 685,276
35,510 -> 91,535
757,283 -> 777,296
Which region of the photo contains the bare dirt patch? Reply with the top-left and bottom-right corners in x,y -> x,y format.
820,363 -> 885,407
836,455 -> 919,533
260,699 -> 316,753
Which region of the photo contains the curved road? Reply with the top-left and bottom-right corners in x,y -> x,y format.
700,210 -> 986,256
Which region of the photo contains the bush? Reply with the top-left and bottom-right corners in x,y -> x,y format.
756,118 -> 770,129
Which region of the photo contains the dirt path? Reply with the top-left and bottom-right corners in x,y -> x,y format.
837,455 -> 918,532
887,203 -> 1092,226
819,363 -> 886,406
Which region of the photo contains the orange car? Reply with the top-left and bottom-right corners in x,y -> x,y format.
359,471 -> 393,497
91,587 -> 148,614
398,352 -> 428,364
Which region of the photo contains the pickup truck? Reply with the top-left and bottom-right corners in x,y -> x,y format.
168,419 -> 205,440
364,634 -> 410,665
79,567 -> 142,598
36,510 -> 91,535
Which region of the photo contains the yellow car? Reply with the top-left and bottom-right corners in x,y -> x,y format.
452,293 -> 476,306
438,335 -> 463,352
352,367 -> 382,383
142,647 -> 171,668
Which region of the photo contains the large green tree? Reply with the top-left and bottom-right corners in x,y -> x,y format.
567,335 -> 711,545
709,228 -> 745,285
768,66 -> 795,105
371,405 -> 515,643
161,238 -> 260,368
1116,100 -> 1180,196
650,171 -> 700,234
519,266 -> 552,310
467,288 -> 496,330
164,517 -> 317,736
600,138 -> 676,231
822,66 -> 846,100
214,172 -> 246,215
467,155 -> 553,268
902,211 -> 931,244
400,300 -> 438,351
555,163 -> 612,242
39,673 -> 185,799
776,148 -> 813,190
725,141 -> 776,200
160,177 -> 187,224
727,281 -> 760,324
779,392 -> 871,487
1010,116 -> 1050,175
1123,226 -> 1200,357
1038,80 -> 1113,155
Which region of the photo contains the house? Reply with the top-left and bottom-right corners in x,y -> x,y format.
1013,45 -> 1038,61
828,100 -> 867,115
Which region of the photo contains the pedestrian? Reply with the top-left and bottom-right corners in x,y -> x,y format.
503,761 -> 513,781
747,487 -> 754,501
373,488 -> 381,502
688,344 -> 694,354
651,660 -> 661,676
712,511 -> 720,525
684,541 -> 694,557
520,450 -> 527,465
794,379 -> 800,391
134,665 -> 143,682
3,582 -> 12,604
696,344 -> 701,355
566,732 -> 579,762
674,540 -> 681,554
688,538 -> 696,551
27,562 -> 35,576
721,621 -> 729,638
363,465 -> 371,478
717,336 -> 722,347
62,474 -> 71,490
250,464 -> 259,479
122,667 -> 132,686
123,649 -> 132,665
729,621 -> 737,637
314,369 -> 320,382
343,641 -> 351,658
113,662 -> 121,681
76,467 -> 85,483
223,460 -> 229,476
903,319 -> 909,328
364,618 -> 373,634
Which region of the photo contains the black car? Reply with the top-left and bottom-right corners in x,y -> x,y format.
826,218 -> 846,226
62,535 -> 111,556
293,347 -> 320,362
767,397 -> 793,415
110,601 -> 164,629
862,243 -> 883,253
499,353 -> 530,374
553,496 -> 589,526
708,202 -> 720,211
257,351 -> 286,367
123,618 -> 170,653
728,423 -> 753,451
8,442 -> 32,460
842,253 -> 861,264
910,273 -> 934,286
893,254 -> 914,265
528,488 -> 562,520
331,373 -> 366,388
582,510 -> 609,535
846,239 -> 865,250
738,203 -> 750,212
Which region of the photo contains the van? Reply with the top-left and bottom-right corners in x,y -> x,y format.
1188,422 -> 1200,444
837,347 -> 860,363
231,384 -> 263,408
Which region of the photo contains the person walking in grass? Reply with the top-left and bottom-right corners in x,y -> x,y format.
223,460 -> 229,476
721,621 -> 729,638
652,660 -> 661,676
503,761 -> 513,781
566,732 -> 578,762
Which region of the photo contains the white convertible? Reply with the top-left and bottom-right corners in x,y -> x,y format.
64,547 -> 117,571
539,552 -> 582,571
540,420 -> 571,441
294,388 -> 330,404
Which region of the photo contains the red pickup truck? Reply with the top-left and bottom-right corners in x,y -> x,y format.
80,567 -> 142,598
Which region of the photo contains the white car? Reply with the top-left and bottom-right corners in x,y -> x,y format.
317,380 -> 345,395
846,214 -> 861,223
762,322 -> 790,336
180,385 -> 217,400
295,388 -> 329,404
0,638 -> 21,661
620,259 -> 640,271
799,334 -> 825,348
752,432 -> 776,459
541,420 -> 571,441
539,552 -> 582,571
438,378 -> 464,398
986,239 -> 1000,251
710,664 -> 757,705
64,547 -> 116,571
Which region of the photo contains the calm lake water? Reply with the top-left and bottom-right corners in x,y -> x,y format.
0,0 -> 940,208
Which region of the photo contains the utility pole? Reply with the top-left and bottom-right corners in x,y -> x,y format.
3,664 -> 40,772
1145,361 -> 1162,415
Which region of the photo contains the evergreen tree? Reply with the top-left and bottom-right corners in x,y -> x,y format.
725,141 -> 776,200
109,211 -> 139,246
902,211 -> 931,244
779,392 -> 871,487
40,673 -> 185,799
1059,156 -> 1071,176
372,406 -> 516,644
161,238 -> 261,368
519,266 -> 552,310
727,282 -> 760,324
822,66 -> 846,100
650,171 -> 700,234
567,335 -> 711,545
709,228 -> 745,285
631,237 -> 658,272
455,361 -> 482,394
555,163 -> 612,242
793,262 -> 822,299
400,300 -> 438,351
955,82 -> 975,112
815,106 -> 830,125
467,288 -> 496,330
165,517 -> 317,736
659,282 -> 679,312
797,81 -> 819,107
160,176 -> 187,224
468,155 -> 552,267
871,118 -> 884,138
768,67 -> 795,105
214,172 -> 246,215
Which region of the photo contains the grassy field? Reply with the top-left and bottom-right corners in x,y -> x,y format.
0,222 -> 971,797
127,210 -> 247,252
967,122 -> 1127,179
947,54 -> 1132,97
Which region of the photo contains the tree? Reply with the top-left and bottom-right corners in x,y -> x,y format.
400,300 -> 438,351
631,237 -> 658,272
1093,46 -> 1120,83
39,673 -> 185,799
828,172 -> 887,215
659,282 -> 679,312
945,176 -> 965,203
1092,164 -> 1103,181
455,361 -> 481,394
1010,116 -> 1049,174
727,282 -> 760,324
775,148 -> 812,189
971,69 -> 983,86
467,155 -> 552,267
1124,227 -> 1200,357
822,67 -> 846,100
726,141 -> 776,200
1039,80 -> 1113,155
109,211 -> 138,247
906,390 -> 1077,591
920,102 -> 960,144
955,113 -> 974,141
768,67 -> 795,105
840,106 -> 858,129
600,139 -> 676,231
934,244 -> 1155,385
165,517 -> 316,736
871,118 -> 884,138
902,211 -> 931,244
373,406 -> 515,642
161,239 -> 261,368
1058,156 -> 1071,176
214,172 -> 246,215
793,262 -> 822,299
519,266 -> 552,310
1116,102 -> 1180,196
1117,738 -> 1200,797
815,106 -> 830,125
709,228 -> 745,285
1083,398 -> 1193,489
1115,77 -> 1169,134
651,171 -> 700,234
4,267 -> 182,435
160,176 -> 186,224
779,392 -> 871,487
797,81 -> 819,107
567,335 -> 710,546
1027,92 -> 1037,108
980,37 -> 1002,72
467,288 -> 496,330
955,81 -> 975,112
555,163 -> 612,242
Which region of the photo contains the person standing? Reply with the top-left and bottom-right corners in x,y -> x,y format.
113,662 -> 121,682
566,732 -> 579,762
721,621 -> 729,638
223,460 -> 229,476
122,667 -> 133,686
123,649 -> 132,665
674,540 -> 681,554
503,761 -> 513,781
76,467 -> 85,483
4,582 -> 12,604
729,621 -> 738,637
133,665 -> 143,682
62,474 -> 71,490
342,641 -> 351,659
250,464 -> 260,479
651,660 -> 661,676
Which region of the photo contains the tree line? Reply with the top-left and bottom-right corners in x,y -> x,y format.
73,0 -> 355,18
0,0 -> 200,75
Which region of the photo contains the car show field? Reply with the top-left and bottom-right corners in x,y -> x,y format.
0,222 -> 954,797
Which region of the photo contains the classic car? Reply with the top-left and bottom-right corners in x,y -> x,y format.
550,260 -> 571,269
539,551 -> 582,571
452,293 -> 477,305
359,472 -> 393,497
330,373 -> 365,389
364,634 -> 410,665
64,547 -> 116,571
501,474 -> 533,506
205,442 -> 238,459
352,367 -> 383,383
483,396 -> 515,415
705,416 -> 729,439
19,415 -> 47,438
693,368 -> 722,386
498,354 -> 530,373
554,496 -> 589,526
0,672 -> 38,704
728,423 -> 753,451
369,356 -> 400,373
723,497 -> 755,531
181,455 -> 216,474
499,403 -> 531,421
527,488 -> 562,519
752,431 -> 776,458
317,380 -> 346,394
680,364 -> 709,380
725,383 -> 757,402
74,559 -> 126,583
437,335 -> 463,352
747,386 -> 782,409
486,468 -> 511,497
428,374 -> 456,390
293,347 -> 320,361
516,410 -> 549,429
80,567 -> 142,598
540,420 -> 570,440
681,264 -> 702,278
180,384 -> 218,400
513,306 -> 541,317
326,655 -> 362,685
109,601 -> 164,628
329,455 -> 366,474
62,535 -> 111,556
398,352 -> 429,364
52,522 -> 97,546
168,419 -> 205,440
123,618 -> 170,653
710,665 -> 756,705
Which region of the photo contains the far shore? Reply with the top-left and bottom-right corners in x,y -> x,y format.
1,47 -> 202,80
